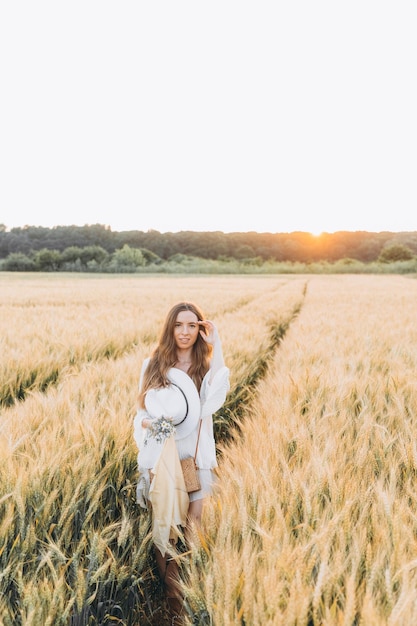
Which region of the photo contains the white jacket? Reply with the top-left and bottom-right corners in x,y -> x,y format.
133,361 -> 230,470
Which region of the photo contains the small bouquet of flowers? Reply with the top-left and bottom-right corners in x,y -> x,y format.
146,416 -> 176,444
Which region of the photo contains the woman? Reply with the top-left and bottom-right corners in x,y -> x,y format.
133,302 -> 229,621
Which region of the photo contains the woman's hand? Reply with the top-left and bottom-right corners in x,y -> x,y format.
200,320 -> 225,378
198,320 -> 218,345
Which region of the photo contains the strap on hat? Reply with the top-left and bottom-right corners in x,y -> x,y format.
169,382 -> 188,425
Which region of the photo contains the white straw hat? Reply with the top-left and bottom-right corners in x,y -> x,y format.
144,367 -> 201,440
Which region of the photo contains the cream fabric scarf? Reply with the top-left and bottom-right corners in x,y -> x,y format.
149,435 -> 189,555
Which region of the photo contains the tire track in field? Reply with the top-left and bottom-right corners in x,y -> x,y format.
214,282 -> 307,444
0,339 -> 142,408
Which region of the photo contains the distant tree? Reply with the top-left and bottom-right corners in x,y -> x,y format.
109,244 -> 146,271
168,253 -> 189,263
141,248 -> 162,264
2,252 -> 36,271
79,245 -> 109,265
378,244 -> 414,263
61,246 -> 84,264
33,248 -> 62,271
59,245 -> 109,270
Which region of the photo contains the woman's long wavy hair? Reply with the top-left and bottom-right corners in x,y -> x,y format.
138,302 -> 212,408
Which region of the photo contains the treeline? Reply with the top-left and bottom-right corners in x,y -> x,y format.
1,224 -> 417,269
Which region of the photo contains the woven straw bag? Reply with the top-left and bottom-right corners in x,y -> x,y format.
180,457 -> 201,493
180,419 -> 202,493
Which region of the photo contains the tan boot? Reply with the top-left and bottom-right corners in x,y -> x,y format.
154,547 -> 168,583
155,548 -> 185,623
166,595 -> 185,625
165,556 -> 185,624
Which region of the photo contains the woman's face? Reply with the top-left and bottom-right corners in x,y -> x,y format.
174,310 -> 200,350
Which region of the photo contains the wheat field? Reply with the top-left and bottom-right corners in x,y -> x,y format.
1,272 -> 417,625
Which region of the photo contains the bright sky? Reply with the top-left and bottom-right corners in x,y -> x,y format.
1,2 -> 416,234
